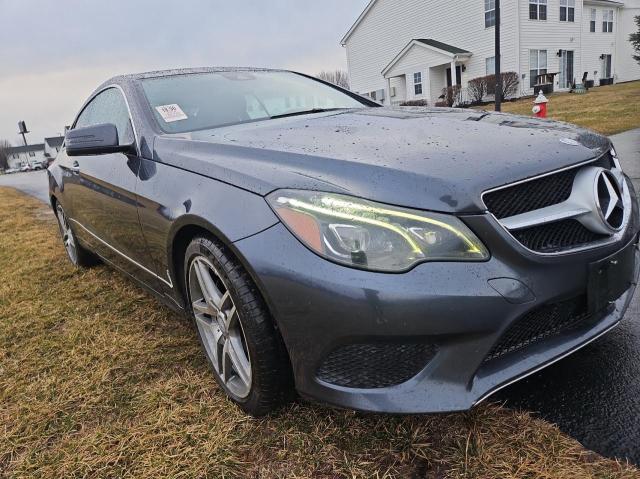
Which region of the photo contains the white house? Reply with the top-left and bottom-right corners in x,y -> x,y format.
341,0 -> 640,105
6,144 -> 46,169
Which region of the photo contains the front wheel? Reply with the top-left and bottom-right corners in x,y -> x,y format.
55,203 -> 98,267
185,236 -> 294,416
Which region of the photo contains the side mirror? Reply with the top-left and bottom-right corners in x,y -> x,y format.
66,123 -> 134,156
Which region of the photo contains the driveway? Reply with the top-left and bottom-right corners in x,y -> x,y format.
1,130 -> 639,463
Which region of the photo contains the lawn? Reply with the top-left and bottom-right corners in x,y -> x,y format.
475,80 -> 640,136
1,187 -> 639,478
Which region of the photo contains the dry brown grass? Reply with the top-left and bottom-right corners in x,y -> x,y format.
1,186 -> 638,478
475,80 -> 640,136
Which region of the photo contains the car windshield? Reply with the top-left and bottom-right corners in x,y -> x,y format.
140,71 -> 368,133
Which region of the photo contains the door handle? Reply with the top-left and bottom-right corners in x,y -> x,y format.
70,161 -> 80,173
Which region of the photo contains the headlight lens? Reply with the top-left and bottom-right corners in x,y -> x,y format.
266,190 -> 489,272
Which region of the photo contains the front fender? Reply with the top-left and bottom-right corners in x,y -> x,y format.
135,158 -> 279,304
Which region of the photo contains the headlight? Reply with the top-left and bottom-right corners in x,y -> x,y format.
266,190 -> 489,272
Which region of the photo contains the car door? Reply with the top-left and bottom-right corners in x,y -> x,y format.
66,87 -> 158,287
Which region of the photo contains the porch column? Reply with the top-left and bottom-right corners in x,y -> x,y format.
386,77 -> 392,105
450,60 -> 458,86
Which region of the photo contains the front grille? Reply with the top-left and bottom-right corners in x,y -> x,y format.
485,295 -> 593,362
512,219 -> 609,253
483,169 -> 577,219
316,343 -> 437,389
483,154 -> 620,253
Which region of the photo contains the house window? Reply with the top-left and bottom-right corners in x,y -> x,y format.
13,154 -> 18,159
28,151 -> 35,157
590,9 -> 596,32
560,0 -> 574,22
529,0 -> 547,20
413,72 -> 423,95
602,54 -> 612,78
603,10 -> 613,32
485,56 -> 496,75
529,49 -> 548,88
484,0 -> 496,28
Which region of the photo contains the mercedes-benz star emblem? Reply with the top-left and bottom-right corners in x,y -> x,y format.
596,170 -> 624,231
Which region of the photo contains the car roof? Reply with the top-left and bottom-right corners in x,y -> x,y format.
101,67 -> 288,87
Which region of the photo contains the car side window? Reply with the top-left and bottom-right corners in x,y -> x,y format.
75,88 -> 135,146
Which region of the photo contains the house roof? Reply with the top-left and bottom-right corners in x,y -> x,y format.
414,39 -> 471,55
382,39 -> 472,77
44,136 -> 64,148
7,143 -> 44,154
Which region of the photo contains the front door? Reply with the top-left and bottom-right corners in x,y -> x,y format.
66,87 -> 158,288
560,50 -> 574,89
446,66 -> 462,87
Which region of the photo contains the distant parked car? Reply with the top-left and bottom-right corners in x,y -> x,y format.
49,67 -> 639,417
20,165 -> 33,172
31,161 -> 45,170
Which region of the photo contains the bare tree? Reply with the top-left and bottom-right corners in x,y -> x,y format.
0,140 -> 11,171
316,70 -> 350,90
630,15 -> 640,65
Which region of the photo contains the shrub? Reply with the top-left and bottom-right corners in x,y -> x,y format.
467,77 -> 488,104
441,85 -> 462,107
485,71 -> 520,99
500,71 -> 520,99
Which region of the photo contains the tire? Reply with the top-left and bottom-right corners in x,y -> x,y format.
184,235 -> 294,416
55,203 -> 99,267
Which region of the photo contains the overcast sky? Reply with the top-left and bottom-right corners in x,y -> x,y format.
0,0 -> 368,144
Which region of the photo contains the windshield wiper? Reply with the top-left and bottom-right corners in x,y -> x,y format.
269,108 -> 344,120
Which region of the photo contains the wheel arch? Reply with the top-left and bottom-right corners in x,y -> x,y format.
168,217 -> 282,332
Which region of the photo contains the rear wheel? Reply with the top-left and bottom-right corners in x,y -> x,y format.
55,204 -> 98,267
184,236 -> 294,416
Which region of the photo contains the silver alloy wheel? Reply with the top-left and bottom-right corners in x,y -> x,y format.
56,205 -> 78,264
188,256 -> 252,399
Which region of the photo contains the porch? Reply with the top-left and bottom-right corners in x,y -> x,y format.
382,39 -> 471,106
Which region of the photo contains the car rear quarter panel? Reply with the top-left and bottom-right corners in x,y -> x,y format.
134,158 -> 279,304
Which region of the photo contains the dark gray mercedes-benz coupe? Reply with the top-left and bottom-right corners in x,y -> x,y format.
49,68 -> 639,416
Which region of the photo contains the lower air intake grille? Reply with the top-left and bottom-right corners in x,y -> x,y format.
317,343 -> 437,389
485,296 -> 592,362
512,219 -> 609,253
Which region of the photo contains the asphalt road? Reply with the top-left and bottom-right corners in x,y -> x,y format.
0,169 -> 49,203
1,130 -> 639,464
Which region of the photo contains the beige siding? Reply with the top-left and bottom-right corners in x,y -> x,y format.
519,0 -> 584,94
582,4 -> 618,85
344,0 -> 519,100
344,0 -> 639,101
616,4 -> 640,82
386,44 -> 455,101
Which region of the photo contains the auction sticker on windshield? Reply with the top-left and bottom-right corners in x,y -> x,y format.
155,104 -> 188,122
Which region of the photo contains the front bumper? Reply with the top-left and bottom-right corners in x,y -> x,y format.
233,186 -> 640,414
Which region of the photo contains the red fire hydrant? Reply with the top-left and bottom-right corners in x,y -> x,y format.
532,91 -> 548,118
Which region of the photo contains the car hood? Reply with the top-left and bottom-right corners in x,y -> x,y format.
152,107 -> 611,213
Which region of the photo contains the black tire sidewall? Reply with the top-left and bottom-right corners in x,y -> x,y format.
184,236 -> 291,414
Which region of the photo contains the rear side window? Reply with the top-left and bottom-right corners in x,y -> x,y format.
75,88 -> 134,145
